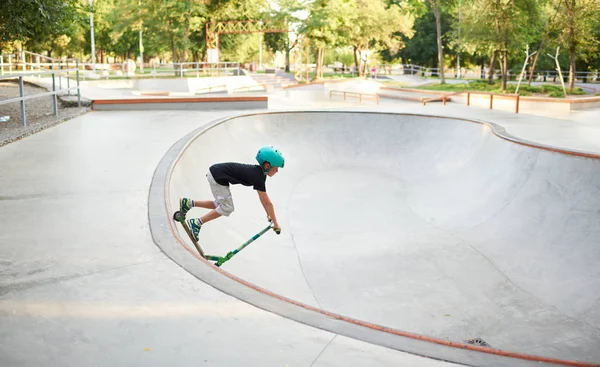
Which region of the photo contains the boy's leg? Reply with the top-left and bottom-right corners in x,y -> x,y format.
194,200 -> 216,209
200,210 -> 221,224
187,208 -> 222,241
186,171 -> 233,240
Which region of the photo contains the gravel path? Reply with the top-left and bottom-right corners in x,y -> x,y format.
0,79 -> 91,147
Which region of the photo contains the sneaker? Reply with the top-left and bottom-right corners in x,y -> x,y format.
187,218 -> 202,241
179,198 -> 194,216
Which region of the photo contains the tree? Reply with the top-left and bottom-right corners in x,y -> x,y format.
427,0 -> 449,82
459,0 -> 541,90
549,0 -> 600,89
396,10 -> 451,68
303,0 -> 346,79
263,0 -> 306,72
0,0 -> 83,53
340,0 -> 414,77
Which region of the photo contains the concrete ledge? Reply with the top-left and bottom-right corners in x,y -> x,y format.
391,87 -> 600,112
92,97 -> 268,111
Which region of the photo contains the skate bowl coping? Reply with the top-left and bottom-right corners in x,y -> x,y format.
149,111 -> 600,367
92,96 -> 267,111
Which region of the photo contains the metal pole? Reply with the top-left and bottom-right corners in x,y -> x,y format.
52,73 -> 58,116
259,31 -> 263,70
18,77 -> 26,126
305,37 -> 309,82
59,61 -> 62,90
139,0 -> 144,73
76,59 -> 81,107
67,59 -> 71,95
89,0 -> 96,74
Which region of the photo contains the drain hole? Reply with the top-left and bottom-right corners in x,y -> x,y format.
465,338 -> 491,348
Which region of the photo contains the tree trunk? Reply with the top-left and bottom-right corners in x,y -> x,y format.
171,35 -> 178,76
319,47 -> 325,79
183,6 -> 190,63
569,51 -> 576,90
487,50 -> 498,85
527,49 -> 541,85
314,48 -> 322,81
567,0 -> 576,91
353,46 -> 361,77
285,48 -> 291,72
500,50 -> 508,91
430,0 -> 445,83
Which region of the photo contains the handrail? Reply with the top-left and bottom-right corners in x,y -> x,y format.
0,68 -> 81,126
0,69 -> 80,80
23,50 -> 78,63
195,84 -> 227,94
420,90 -> 521,113
329,90 -> 379,104
422,91 -> 463,105
233,84 -> 267,93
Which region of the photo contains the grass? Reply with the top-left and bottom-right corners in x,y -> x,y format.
414,79 -> 588,98
306,72 -> 358,80
379,80 -> 411,88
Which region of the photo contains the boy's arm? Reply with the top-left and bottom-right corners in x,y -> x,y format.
257,191 -> 281,234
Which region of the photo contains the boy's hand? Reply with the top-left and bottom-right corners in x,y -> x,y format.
273,223 -> 281,235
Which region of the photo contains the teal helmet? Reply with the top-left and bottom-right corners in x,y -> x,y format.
256,145 -> 285,171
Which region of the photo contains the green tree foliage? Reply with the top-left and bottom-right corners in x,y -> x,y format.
0,0 -> 83,53
305,0 -> 413,78
458,0 -> 542,90
1,0 -> 598,91
263,0 -> 307,72
547,0 -> 600,89
396,11 -> 451,68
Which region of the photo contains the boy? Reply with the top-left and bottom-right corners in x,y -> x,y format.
179,145 -> 284,241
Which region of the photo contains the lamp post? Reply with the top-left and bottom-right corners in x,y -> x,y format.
89,0 -> 96,73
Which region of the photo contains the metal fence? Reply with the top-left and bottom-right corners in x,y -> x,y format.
1,52 -> 241,80
0,68 -> 81,127
375,64 -> 599,83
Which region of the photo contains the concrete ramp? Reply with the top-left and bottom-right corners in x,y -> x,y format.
155,111 -> 600,366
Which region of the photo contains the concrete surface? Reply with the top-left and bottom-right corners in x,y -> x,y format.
161,111 -> 600,366
1,80 -> 600,367
0,109 -> 465,367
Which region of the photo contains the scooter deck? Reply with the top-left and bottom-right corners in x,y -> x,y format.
173,211 -> 206,258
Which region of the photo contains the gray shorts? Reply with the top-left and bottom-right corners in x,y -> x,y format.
207,170 -> 234,216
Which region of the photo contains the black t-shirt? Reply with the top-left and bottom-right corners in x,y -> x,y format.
210,163 -> 267,192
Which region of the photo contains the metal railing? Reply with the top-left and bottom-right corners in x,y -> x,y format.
195,84 -> 227,94
77,61 -> 241,80
329,90 -> 379,104
421,90 -> 521,113
0,52 -> 241,80
0,68 -> 81,127
366,63 -> 600,83
233,84 -> 267,93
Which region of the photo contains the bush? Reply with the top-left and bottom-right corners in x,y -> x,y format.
549,90 -> 565,97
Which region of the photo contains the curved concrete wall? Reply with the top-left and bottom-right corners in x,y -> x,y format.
163,111 -> 600,365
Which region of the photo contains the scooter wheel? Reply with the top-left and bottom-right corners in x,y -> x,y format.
173,211 -> 183,221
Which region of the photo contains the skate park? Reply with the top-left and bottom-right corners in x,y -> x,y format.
2,3 -> 600,366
